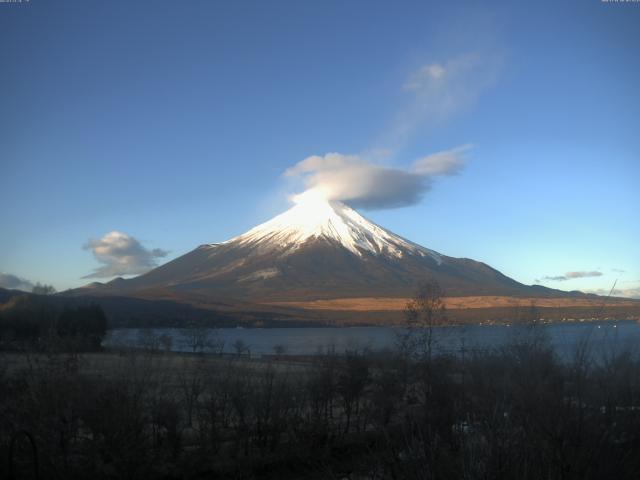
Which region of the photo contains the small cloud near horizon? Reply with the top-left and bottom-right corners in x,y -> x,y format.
284,145 -> 470,210
541,271 -> 603,282
83,231 -> 168,279
0,272 -> 35,291
584,286 -> 640,300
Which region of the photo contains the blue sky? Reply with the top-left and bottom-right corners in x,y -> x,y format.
1,0 -> 638,297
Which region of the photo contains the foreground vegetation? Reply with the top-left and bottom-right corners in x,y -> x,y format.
2,283 -> 639,479
1,324 -> 640,479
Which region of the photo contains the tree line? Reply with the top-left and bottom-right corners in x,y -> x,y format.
0,294 -> 107,351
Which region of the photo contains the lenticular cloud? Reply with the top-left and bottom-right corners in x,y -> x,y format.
284,146 -> 471,210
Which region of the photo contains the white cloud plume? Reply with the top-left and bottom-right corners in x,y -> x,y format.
83,231 -> 168,278
0,272 -> 34,291
285,47 -> 497,209
284,146 -> 469,210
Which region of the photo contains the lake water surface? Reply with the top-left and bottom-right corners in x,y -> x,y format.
104,320 -> 640,360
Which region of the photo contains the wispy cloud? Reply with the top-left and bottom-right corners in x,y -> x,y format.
83,231 -> 168,278
541,271 -> 603,282
388,52 -> 502,147
413,145 -> 471,176
0,272 -> 34,291
285,145 -> 470,210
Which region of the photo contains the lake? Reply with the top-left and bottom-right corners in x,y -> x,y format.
104,320 -> 640,360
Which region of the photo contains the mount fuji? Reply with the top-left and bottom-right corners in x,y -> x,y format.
77,197 -> 563,305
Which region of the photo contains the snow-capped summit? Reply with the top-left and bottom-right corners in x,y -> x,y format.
83,195 -> 531,302
222,196 -> 441,262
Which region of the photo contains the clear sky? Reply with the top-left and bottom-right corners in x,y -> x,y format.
1,0 -> 638,297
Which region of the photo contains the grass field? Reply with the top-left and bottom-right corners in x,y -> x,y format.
268,295 -> 639,311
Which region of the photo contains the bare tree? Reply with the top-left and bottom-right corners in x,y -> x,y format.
402,279 -> 446,362
158,332 -> 173,353
181,324 -> 212,354
179,361 -> 206,427
273,344 -> 287,358
337,352 -> 369,434
32,283 -> 56,295
209,329 -> 225,355
233,339 -> 249,357
507,300 -> 550,354
137,329 -> 160,352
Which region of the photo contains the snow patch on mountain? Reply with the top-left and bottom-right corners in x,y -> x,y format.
238,268 -> 280,282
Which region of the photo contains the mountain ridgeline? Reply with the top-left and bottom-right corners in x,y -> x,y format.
76,199 -> 574,302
